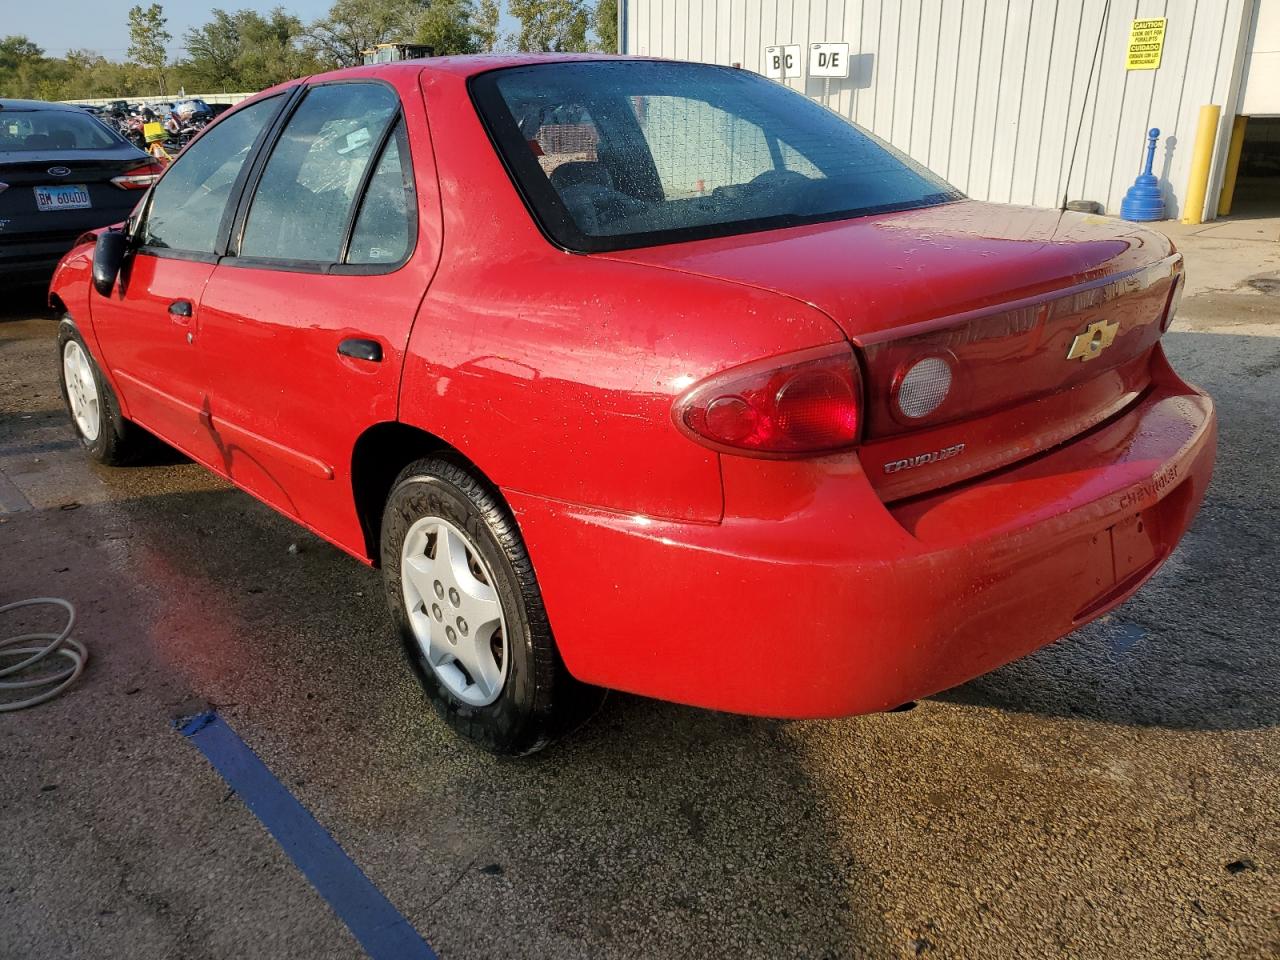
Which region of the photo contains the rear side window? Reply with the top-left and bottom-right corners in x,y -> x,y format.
239,83 -> 400,264
346,121 -> 413,265
0,109 -> 122,151
142,96 -> 281,254
472,61 -> 961,252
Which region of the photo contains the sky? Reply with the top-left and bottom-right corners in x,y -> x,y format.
5,0 -> 515,60
6,0 -> 334,59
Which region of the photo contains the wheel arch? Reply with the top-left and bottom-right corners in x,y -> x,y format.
351,421 -> 509,566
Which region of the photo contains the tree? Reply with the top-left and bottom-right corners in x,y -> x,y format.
0,35 -> 43,75
593,0 -> 617,52
415,0 -> 480,55
185,7 -> 323,91
307,0 -> 428,68
0,35 -> 42,97
508,0 -> 589,52
474,0 -> 501,52
127,3 -> 172,93
0,32 -> 175,100
64,52 -> 147,99
0,37 -> 68,99
183,10 -> 241,89
237,8 -> 327,85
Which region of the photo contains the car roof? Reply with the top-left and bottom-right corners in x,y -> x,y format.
298,52 -> 659,87
238,54 -> 676,113
413,53 -> 651,76
0,98 -> 85,113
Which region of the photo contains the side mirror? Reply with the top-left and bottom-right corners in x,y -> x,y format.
92,229 -> 130,297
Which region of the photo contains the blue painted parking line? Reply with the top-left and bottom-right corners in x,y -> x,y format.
177,711 -> 436,960
0,465 -> 32,514
1106,621 -> 1148,654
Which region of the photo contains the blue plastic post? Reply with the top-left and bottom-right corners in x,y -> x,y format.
1141,128 -> 1158,178
1119,128 -> 1166,221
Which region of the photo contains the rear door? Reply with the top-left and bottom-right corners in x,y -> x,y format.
195,78 -> 439,553
92,94 -> 288,467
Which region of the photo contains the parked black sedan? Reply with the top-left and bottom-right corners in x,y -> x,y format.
0,99 -> 163,284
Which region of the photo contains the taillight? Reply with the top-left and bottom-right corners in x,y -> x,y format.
674,344 -> 862,456
110,163 -> 164,190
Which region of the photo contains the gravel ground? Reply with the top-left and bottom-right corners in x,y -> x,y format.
1,229 -> 1278,959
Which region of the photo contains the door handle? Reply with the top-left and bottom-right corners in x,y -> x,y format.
168,300 -> 193,323
338,338 -> 382,363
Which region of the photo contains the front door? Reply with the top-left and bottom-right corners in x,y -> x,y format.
93,252 -> 216,457
92,93 -> 288,470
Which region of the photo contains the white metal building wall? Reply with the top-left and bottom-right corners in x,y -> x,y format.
620,1 -> 1255,219
1241,0 -> 1280,114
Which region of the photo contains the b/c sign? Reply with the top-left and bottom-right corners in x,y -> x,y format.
809,42 -> 850,78
764,44 -> 801,79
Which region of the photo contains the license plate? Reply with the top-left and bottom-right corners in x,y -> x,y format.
34,184 -> 92,212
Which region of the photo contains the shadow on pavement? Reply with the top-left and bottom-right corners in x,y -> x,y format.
42,481 -> 894,958
1,284 -> 55,322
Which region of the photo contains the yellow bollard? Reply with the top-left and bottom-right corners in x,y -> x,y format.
1181,104 -> 1222,225
1217,115 -> 1248,217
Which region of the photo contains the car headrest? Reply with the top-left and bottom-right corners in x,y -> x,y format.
549,161 -> 612,193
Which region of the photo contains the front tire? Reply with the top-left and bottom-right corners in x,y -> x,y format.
381,457 -> 602,755
56,319 -> 143,465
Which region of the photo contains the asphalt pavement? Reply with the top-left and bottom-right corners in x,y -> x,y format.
2,226 -> 1278,959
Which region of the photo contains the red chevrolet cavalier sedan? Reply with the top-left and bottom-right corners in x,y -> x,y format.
49,56 -> 1216,753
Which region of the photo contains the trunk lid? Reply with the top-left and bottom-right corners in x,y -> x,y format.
604,201 -> 1180,500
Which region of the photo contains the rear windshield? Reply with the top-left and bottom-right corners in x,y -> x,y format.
471,61 -> 962,252
0,109 -> 123,151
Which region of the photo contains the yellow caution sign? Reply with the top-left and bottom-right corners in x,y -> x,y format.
1126,18 -> 1166,70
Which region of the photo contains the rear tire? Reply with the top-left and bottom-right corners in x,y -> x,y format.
56,318 -> 144,466
381,456 -> 603,755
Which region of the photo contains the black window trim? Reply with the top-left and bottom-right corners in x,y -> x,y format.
221,77 -> 417,277
132,88 -> 298,264
466,62 -> 965,255
222,82 -> 310,260
335,113 -> 404,267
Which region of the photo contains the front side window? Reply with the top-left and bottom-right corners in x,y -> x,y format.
472,61 -> 962,252
239,83 -> 400,264
142,95 -> 282,254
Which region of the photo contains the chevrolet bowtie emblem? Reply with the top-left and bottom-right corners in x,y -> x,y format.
1067,319 -> 1120,362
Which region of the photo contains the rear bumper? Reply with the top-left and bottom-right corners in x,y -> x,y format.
508,350 -> 1217,718
1,207 -> 134,282
0,231 -> 89,282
